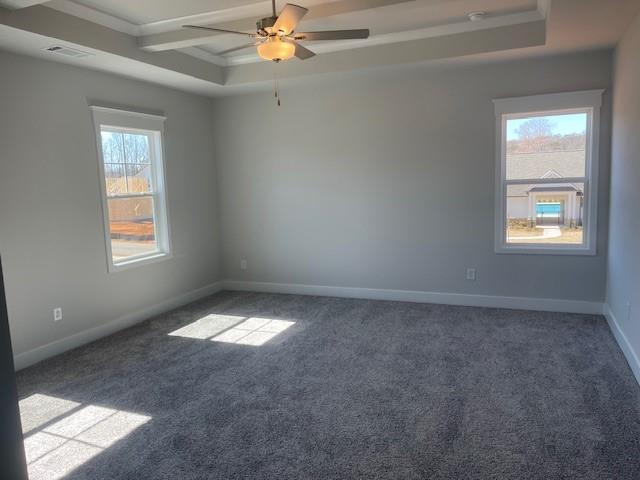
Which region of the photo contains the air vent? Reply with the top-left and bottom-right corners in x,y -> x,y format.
468,11 -> 488,22
43,45 -> 93,58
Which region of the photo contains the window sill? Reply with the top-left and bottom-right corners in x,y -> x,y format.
109,251 -> 172,273
495,244 -> 596,256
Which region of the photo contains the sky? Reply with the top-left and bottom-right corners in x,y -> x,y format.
507,113 -> 587,141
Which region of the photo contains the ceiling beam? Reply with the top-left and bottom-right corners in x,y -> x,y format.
0,4 -> 225,84
0,0 -> 48,9
139,17 -> 254,52
138,0 -> 417,52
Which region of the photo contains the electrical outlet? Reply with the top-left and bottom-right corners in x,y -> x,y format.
53,307 -> 63,322
466,268 -> 477,281
240,259 -> 248,271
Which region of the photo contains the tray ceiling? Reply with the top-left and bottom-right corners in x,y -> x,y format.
0,0 -> 637,96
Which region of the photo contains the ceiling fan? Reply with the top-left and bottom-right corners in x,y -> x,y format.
183,0 -> 370,62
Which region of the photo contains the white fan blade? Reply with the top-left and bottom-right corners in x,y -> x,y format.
273,4 -> 308,35
217,43 -> 259,56
183,25 -> 256,37
293,42 -> 316,60
295,29 -> 370,41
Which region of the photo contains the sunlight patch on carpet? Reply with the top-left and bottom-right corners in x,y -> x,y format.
20,394 -> 151,480
168,314 -> 295,346
212,318 -> 295,346
168,314 -> 246,339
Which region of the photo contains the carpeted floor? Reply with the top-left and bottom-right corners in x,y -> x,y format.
16,292 -> 640,479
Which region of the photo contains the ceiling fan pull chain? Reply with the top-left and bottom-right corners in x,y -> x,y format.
273,63 -> 281,107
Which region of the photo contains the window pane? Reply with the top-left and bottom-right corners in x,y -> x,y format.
506,183 -> 584,245
101,132 -> 125,164
100,129 -> 153,195
104,164 -> 127,196
506,113 -> 587,180
107,196 -> 157,262
123,133 -> 151,164
125,164 -> 153,194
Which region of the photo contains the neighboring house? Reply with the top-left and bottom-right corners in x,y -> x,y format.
506,150 -> 585,227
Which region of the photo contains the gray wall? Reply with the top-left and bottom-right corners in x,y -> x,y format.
0,51 -> 221,359
607,15 -> 640,357
213,51 -> 612,301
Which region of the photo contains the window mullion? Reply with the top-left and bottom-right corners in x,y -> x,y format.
505,177 -> 587,186
107,193 -> 153,200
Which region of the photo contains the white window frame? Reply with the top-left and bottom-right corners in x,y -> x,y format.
493,90 -> 603,255
91,106 -> 172,272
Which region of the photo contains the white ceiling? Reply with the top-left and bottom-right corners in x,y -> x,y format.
0,0 -> 638,96
53,0 -> 280,24
44,0 -> 543,60
51,0 -> 538,28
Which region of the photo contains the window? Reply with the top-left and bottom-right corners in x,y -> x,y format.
493,90 -> 603,255
91,107 -> 171,270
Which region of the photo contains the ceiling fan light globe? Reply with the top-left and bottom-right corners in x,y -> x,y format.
257,37 -> 295,61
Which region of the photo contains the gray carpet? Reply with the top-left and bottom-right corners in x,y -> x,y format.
16,292 -> 640,479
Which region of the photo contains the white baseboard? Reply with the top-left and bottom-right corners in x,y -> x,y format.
14,278 -> 606,373
603,303 -> 640,386
222,280 -> 603,315
13,281 -> 224,371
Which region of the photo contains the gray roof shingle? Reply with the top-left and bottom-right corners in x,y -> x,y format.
507,150 -> 585,197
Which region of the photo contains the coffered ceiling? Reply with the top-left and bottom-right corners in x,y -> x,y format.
0,0 -> 638,95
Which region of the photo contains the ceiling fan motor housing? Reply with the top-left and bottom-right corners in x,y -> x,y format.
257,17 -> 277,35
